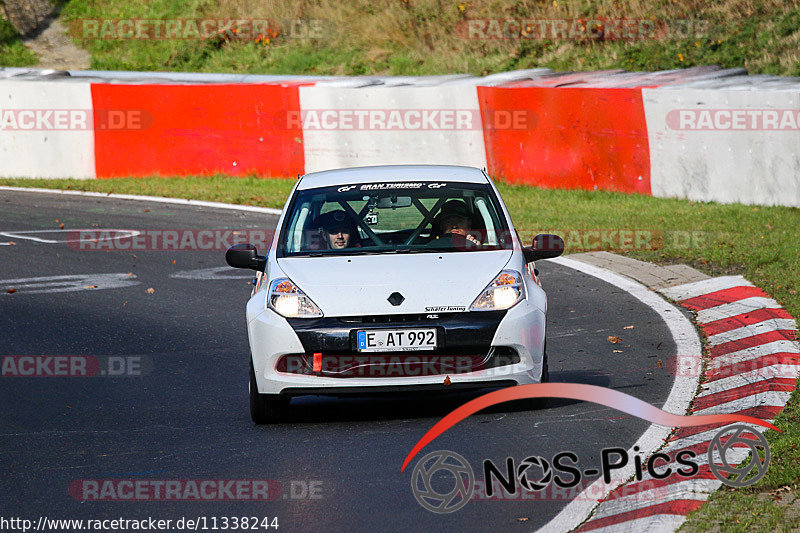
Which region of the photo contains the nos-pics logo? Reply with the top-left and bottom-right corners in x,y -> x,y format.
411,450 -> 474,513
410,424 -> 770,514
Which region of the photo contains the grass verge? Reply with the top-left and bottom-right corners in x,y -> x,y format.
2,175 -> 799,530
0,175 -> 297,207
57,0 -> 800,76
0,18 -> 38,66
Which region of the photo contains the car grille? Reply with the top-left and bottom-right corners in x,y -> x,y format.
276,347 -> 519,378
337,313 -> 455,324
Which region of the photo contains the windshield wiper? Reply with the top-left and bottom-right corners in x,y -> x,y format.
288,248 -> 445,257
381,248 -> 414,254
373,247 -> 456,254
420,248 -> 457,253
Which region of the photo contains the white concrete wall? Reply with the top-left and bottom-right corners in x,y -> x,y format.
298,85 -> 487,173
643,88 -> 800,207
0,81 -> 95,179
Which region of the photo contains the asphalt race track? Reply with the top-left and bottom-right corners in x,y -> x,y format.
1,190 -> 680,532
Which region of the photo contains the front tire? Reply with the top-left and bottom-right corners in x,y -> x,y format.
540,349 -> 549,383
249,361 -> 288,424
530,349 -> 549,409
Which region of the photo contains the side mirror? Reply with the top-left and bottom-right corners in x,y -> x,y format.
226,243 -> 266,271
523,234 -> 564,263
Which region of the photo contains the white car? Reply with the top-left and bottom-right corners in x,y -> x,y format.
226,165 -> 563,423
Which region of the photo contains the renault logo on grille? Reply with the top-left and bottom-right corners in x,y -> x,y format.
388,292 -> 405,306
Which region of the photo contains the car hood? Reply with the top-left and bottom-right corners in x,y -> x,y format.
276,251 -> 513,316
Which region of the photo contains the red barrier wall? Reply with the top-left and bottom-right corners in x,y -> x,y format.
91,83 -> 308,178
477,87 -> 651,194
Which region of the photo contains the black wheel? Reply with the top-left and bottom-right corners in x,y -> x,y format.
540,349 -> 550,383
509,349 -> 549,412
249,361 -> 288,424
530,349 -> 549,409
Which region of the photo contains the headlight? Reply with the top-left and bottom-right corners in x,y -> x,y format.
267,278 -> 323,318
469,270 -> 525,311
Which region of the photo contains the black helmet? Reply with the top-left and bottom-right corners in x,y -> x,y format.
439,200 -> 469,219
314,210 -> 355,233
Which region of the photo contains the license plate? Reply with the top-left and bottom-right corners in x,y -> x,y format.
356,329 -> 437,352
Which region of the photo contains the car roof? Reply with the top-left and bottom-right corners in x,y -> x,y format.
297,165 -> 489,190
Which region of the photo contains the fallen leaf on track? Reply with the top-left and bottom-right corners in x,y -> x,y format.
623,325 -> 634,330
83,285 -> 98,289
146,287 -> 155,294
657,359 -> 663,368
607,336 -> 622,344
6,288 -> 16,294
59,223 -> 65,230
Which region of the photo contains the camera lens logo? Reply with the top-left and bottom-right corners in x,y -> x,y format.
411,450 -> 474,513
708,424 -> 771,488
517,456 -> 552,491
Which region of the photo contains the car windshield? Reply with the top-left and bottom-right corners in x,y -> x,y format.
279,181 -> 512,257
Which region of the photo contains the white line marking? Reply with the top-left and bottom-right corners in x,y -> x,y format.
662,422 -> 771,455
589,479 -> 716,521
660,275 -> 753,302
0,273 -> 139,294
692,391 -> 792,416
0,229 -> 141,244
696,297 -> 782,323
708,340 -> 800,370
536,257 -> 702,533
0,231 -> 60,243
584,515 -> 688,533
662,427 -> 730,453
706,319 -> 797,345
699,365 -> 800,395
0,186 -> 284,216
170,267 -> 253,280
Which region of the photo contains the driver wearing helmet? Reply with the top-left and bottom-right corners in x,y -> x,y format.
429,200 -> 481,248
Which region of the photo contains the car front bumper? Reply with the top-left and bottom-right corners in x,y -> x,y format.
246,299 -> 546,396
